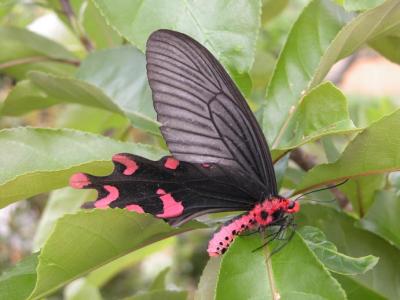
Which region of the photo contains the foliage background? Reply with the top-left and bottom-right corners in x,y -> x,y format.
0,0 -> 400,299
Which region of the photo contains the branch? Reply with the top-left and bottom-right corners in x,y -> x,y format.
0,56 -> 80,70
60,0 -> 94,52
289,148 -> 349,208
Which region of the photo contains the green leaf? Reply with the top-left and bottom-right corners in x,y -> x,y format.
262,0 -> 400,145
339,175 -> 385,217
213,234 -> 346,300
28,47 -> 160,134
296,109 -> 400,193
334,274 -> 386,300
299,226 -> 379,275
1,80 -> 59,116
0,254 -> 38,300
92,0 -> 261,74
298,204 -> 400,299
195,256 -> 221,300
0,127 -> 166,207
262,0 -> 290,25
125,290 -> 187,300
149,267 -> 170,291
33,188 -> 94,251
76,47 -> 158,134
342,0 -> 385,11
0,27 -> 77,78
272,82 -> 357,155
27,210 -> 204,300
87,239 -> 175,287
358,190 -> 400,250
369,27 -> 400,64
64,278 -> 102,300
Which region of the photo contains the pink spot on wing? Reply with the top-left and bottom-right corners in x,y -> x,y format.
112,154 -> 139,175
156,191 -> 183,218
126,204 -> 144,213
202,163 -> 211,168
95,185 -> 119,209
164,157 -> 179,170
69,173 -> 90,189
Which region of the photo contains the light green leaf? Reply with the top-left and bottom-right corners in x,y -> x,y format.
334,274 -> 386,300
195,256 -> 221,300
125,290 -> 187,300
296,109 -> 400,193
28,210 -> 204,300
33,188 -> 94,251
87,239 -> 175,287
1,80 -> 59,116
262,0 -> 400,146
149,267 -> 170,291
0,27 -> 78,78
0,254 -> 38,300
342,0 -> 385,11
64,278 -> 102,300
358,190 -> 400,249
299,226 -> 379,275
213,234 -> 346,300
272,82 -> 357,155
92,0 -> 261,74
76,47 -> 158,134
339,175 -> 385,217
298,204 -> 400,299
0,127 -> 166,207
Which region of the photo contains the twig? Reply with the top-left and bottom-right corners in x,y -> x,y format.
60,0 -> 94,52
289,148 -> 349,208
0,56 -> 80,70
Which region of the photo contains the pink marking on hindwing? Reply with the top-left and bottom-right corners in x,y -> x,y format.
155,188 -> 183,218
164,157 -> 179,170
69,173 -> 91,189
95,185 -> 119,209
126,204 -> 145,213
112,154 -> 139,175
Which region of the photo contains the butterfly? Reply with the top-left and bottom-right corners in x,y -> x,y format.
70,29 -> 300,256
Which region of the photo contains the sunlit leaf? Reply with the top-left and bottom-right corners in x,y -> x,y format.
296,109 -> 400,193
92,0 -> 261,74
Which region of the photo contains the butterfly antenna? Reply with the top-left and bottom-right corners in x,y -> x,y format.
294,179 -> 349,202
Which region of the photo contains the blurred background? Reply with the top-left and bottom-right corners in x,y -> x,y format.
0,0 -> 399,298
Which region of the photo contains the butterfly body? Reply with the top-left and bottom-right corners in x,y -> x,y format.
70,29 -> 300,256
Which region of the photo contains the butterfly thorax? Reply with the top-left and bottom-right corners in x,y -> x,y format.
207,198 -> 299,256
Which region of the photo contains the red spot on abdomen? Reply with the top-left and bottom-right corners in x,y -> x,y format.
69,173 -> 91,189
95,185 -> 119,209
156,188 -> 183,218
112,154 -> 139,175
126,204 -> 145,213
164,157 -> 179,170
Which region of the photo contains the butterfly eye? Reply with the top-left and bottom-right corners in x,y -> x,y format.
288,201 -> 295,209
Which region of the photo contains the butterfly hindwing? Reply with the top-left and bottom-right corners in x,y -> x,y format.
146,29 -> 277,197
70,153 -> 257,224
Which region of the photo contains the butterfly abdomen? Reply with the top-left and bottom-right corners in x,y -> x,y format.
207,198 -> 299,256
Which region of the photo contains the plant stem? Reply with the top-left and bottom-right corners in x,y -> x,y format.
264,245 -> 280,300
0,56 -> 80,69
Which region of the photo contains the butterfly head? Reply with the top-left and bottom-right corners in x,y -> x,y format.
251,198 -> 300,226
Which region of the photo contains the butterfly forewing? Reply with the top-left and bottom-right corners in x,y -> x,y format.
146,30 -> 277,197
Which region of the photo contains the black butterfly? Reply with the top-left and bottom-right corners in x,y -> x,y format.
70,30 -> 299,256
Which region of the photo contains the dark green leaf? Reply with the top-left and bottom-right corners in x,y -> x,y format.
149,267 -> 170,291
334,274 -> 386,300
